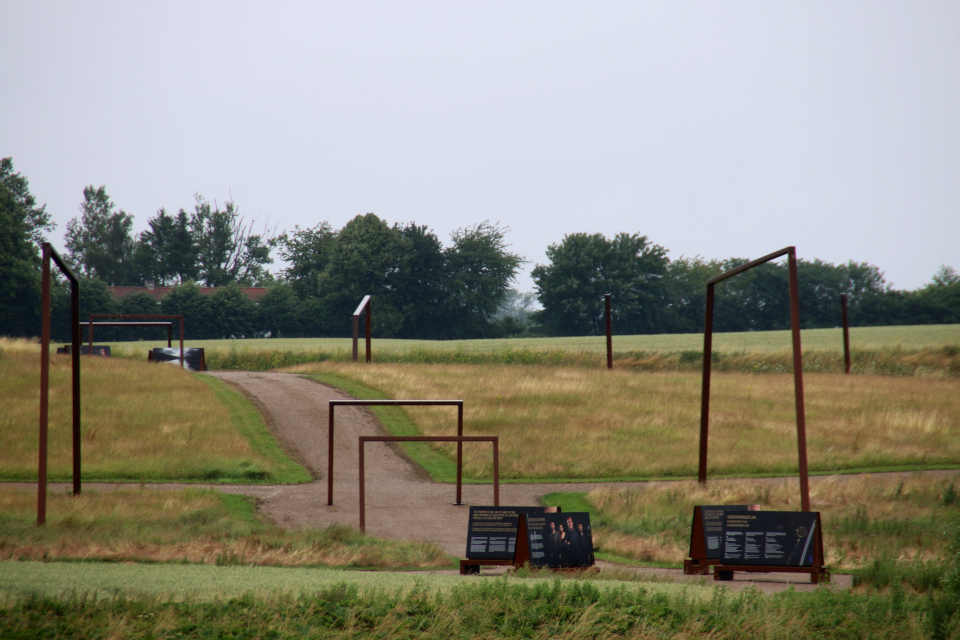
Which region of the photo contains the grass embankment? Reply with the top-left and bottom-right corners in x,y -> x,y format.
292,364 -> 960,481
0,486 -> 448,569
0,577 -> 949,639
101,324 -> 960,375
0,339 -> 309,483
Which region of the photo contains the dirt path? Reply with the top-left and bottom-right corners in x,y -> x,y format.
203,372 -> 858,592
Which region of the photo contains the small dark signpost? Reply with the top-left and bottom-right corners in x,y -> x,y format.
461,506 -> 560,574
687,506 -> 827,582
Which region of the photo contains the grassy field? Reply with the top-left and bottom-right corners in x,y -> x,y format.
0,486 -> 448,569
549,473 -> 960,578
293,364 -> 960,481
92,324 -> 960,374
0,338 -> 309,483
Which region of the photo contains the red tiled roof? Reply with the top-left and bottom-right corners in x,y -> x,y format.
108,286 -> 268,301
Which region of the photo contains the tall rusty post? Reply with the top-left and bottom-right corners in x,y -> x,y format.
38,245 -> 51,526
841,293 -> 851,374
69,261 -> 80,496
604,294 -> 613,369
352,295 -> 372,363
698,283 -> 715,484
456,402 -> 464,505
327,402 -> 335,505
365,298 -> 372,362
787,249 -> 810,512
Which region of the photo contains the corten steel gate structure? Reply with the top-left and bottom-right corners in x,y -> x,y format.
352,295 -> 371,363
358,435 -> 499,532
88,314 -> 185,367
698,246 -> 811,512
38,243 -> 82,526
841,294 -> 851,374
604,294 -> 613,369
327,400 -> 465,505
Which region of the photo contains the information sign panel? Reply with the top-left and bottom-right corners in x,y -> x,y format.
700,505 -> 753,559
722,511 -> 819,567
525,512 -> 594,567
466,506 -> 551,560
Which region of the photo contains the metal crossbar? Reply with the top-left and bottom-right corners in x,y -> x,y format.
327,400 -> 464,505
89,314 -> 185,367
358,435 -> 499,532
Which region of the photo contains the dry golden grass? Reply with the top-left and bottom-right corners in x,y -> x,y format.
289,362 -> 960,479
0,339 -> 283,481
585,473 -> 960,570
0,487 -> 449,568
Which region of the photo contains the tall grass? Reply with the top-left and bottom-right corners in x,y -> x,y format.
291,363 -> 960,480
0,579 -> 934,639
0,339 -> 309,483
0,486 -> 449,569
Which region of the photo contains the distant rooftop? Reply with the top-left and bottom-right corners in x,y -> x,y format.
108,285 -> 268,301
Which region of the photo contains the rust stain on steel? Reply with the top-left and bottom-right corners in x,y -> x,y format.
351,295 -> 372,363
39,243 -> 82,526
358,435 -> 499,533
698,246 -> 811,512
605,294 -> 613,369
327,400 -> 464,505
90,314 -> 184,367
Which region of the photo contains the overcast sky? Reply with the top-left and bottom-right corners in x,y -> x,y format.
2,1 -> 958,293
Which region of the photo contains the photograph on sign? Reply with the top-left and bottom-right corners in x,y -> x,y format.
525,512 -> 594,568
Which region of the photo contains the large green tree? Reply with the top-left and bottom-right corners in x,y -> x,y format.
532,232 -> 668,336
191,195 -> 277,287
64,185 -> 138,285
0,158 -> 54,337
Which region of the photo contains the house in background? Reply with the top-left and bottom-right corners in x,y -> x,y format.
108,281 -> 268,302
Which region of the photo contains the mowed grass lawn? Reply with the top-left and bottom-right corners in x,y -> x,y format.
292,363 -> 960,480
0,339 -> 309,483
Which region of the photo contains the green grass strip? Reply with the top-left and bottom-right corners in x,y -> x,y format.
198,374 -> 312,484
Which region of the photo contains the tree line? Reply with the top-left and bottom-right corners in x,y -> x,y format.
1,157 -> 957,343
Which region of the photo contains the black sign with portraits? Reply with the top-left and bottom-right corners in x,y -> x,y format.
525,512 -> 594,568
721,511 -> 820,567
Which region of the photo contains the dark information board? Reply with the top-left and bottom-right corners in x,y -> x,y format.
700,505 -> 753,559
466,506 -> 552,560
525,512 -> 594,568
722,511 -> 819,567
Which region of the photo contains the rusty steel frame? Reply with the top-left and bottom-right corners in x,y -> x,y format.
841,294 -> 851,374
698,246 -> 811,512
352,295 -> 372,363
327,399 -> 464,505
39,243 -> 82,526
604,294 -> 613,369
89,314 -> 185,367
358,435 -> 499,532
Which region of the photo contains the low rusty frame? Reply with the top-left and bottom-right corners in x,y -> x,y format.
39,242 -> 81,526
352,295 -> 371,363
698,246 -> 811,512
327,399 -> 464,505
89,314 -> 185,367
604,294 -> 613,369
358,435 -> 499,532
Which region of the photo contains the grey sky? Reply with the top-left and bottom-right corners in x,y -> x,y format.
2,1 -> 958,293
